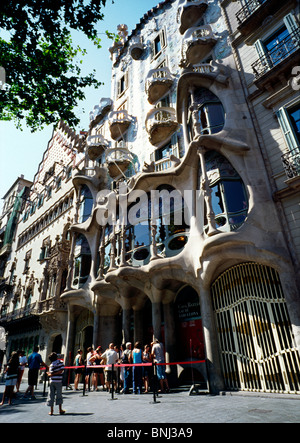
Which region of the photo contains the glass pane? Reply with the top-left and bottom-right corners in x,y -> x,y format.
223,181 -> 247,213
134,223 -> 150,248
207,103 -> 225,133
289,106 -> 300,144
211,183 -> 224,216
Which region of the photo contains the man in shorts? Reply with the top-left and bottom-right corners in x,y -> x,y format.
100,343 -> 119,392
151,339 -> 170,393
23,346 -> 48,399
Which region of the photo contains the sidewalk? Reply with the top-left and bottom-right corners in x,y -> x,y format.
0,382 -> 299,423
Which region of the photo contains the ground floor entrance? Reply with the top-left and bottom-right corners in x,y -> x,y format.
211,262 -> 300,394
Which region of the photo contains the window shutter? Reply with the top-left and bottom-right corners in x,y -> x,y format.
276,107 -> 298,151
161,29 -> 166,49
283,13 -> 298,35
254,39 -> 271,71
254,39 -> 268,58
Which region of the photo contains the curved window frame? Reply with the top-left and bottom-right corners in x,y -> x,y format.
78,185 -> 93,224
73,234 -> 91,287
202,151 -> 248,233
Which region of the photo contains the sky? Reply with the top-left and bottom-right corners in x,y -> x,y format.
0,0 -> 160,210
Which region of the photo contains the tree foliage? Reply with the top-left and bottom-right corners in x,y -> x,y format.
0,0 -> 112,131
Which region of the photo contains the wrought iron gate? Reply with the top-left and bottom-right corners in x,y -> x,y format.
211,263 -> 300,394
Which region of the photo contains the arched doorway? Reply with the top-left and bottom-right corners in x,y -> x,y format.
211,262 -> 300,393
52,334 -> 62,354
175,286 -> 205,361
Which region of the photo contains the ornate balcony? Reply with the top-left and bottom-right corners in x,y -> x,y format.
37,297 -> 67,315
252,29 -> 300,89
129,36 -> 145,60
145,67 -> 175,105
146,107 -> 179,147
177,0 -> 208,35
181,25 -> 218,66
89,98 -> 113,129
105,147 -> 135,179
281,147 -> 300,180
108,110 -> 134,140
86,134 -> 110,161
236,0 -> 295,36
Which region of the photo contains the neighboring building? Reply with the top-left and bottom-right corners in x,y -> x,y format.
0,0 -> 299,395
0,175 -> 33,279
0,121 -> 84,363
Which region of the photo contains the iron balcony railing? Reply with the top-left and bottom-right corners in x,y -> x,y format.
0,302 -> 37,322
236,0 -> 267,24
252,29 -> 300,79
281,147 -> 300,180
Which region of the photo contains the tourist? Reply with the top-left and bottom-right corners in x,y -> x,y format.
16,350 -> 27,393
121,342 -> 132,394
23,346 -> 48,400
142,344 -> 152,393
0,351 -> 19,405
151,339 -> 169,393
132,341 -> 143,394
85,347 -> 95,391
74,349 -> 84,391
93,346 -> 105,391
46,352 -> 65,416
99,343 -> 119,392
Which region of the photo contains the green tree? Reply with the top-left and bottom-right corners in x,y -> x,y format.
0,0 -> 113,131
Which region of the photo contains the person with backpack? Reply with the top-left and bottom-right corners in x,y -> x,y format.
121,342 -> 132,394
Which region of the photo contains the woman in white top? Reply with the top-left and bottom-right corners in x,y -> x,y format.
16,350 -> 27,393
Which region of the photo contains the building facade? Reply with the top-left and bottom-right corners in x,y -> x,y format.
0,0 -> 299,394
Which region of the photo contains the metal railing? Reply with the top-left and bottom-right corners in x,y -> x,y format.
236,0 -> 267,24
0,302 -> 37,322
281,146 -> 300,180
252,29 -> 300,79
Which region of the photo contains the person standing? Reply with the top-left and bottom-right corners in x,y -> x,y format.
121,342 -> 132,394
46,352 -> 65,416
0,351 -> 19,405
151,339 -> 169,393
16,350 -> 27,393
142,344 -> 152,393
84,347 -> 95,391
23,346 -> 48,399
73,349 -> 84,391
99,343 -> 119,392
132,341 -> 143,394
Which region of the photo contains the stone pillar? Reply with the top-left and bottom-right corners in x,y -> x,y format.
122,308 -> 132,344
163,301 -> 176,375
134,309 -> 143,344
199,286 -> 225,394
152,302 -> 162,341
93,308 -> 100,349
99,315 -> 120,349
65,305 -> 77,365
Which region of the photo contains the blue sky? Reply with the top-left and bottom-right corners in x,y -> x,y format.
0,0 -> 159,209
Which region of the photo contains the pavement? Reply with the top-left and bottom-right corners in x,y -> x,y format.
0,381 -> 300,425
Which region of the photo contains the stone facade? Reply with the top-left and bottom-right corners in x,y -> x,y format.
0,0 -> 299,394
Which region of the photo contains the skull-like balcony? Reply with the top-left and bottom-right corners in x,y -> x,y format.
89,98 -> 113,129
146,107 -> 179,147
129,36 -> 145,60
105,147 -> 134,179
181,25 -> 218,66
86,134 -> 109,161
108,110 -> 134,140
177,0 -> 208,35
145,67 -> 175,105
